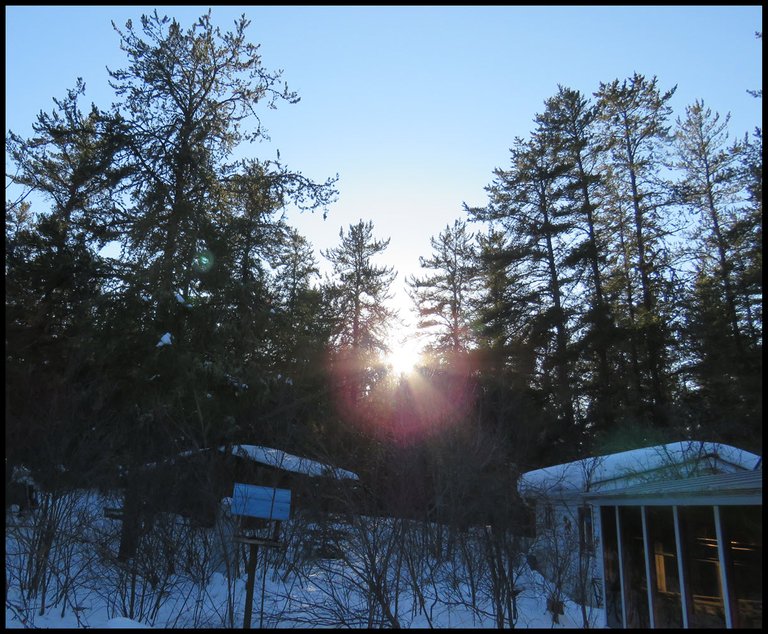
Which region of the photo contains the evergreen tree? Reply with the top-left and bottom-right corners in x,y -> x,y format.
265,227 -> 335,451
407,219 -> 479,360
99,11 -> 335,456
736,129 -> 762,350
534,85 -> 619,438
471,228 -> 552,466
469,133 -> 578,453
321,220 -> 397,415
673,101 -> 762,451
5,11 -> 337,497
322,220 -> 397,355
5,81 -> 127,485
673,101 -> 748,352
595,74 -> 678,429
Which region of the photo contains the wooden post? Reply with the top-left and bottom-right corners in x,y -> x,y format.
243,541 -> 258,629
118,479 -> 141,562
259,521 -> 281,629
231,484 -> 290,628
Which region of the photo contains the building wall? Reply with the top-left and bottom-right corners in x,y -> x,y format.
526,498 -> 603,610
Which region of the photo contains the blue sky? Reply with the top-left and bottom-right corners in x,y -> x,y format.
5,5 -> 763,333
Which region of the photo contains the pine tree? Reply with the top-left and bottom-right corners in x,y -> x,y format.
99,11 -> 336,456
5,81 -> 126,486
5,11 -> 338,505
735,128 -> 762,351
323,220 -> 397,354
407,219 -> 479,360
322,220 -> 397,402
470,133 -> 577,449
534,85 -> 618,437
673,100 -> 747,353
595,74 -> 678,429
471,228 -> 552,466
673,101 -> 762,451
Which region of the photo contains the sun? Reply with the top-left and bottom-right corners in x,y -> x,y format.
384,337 -> 423,376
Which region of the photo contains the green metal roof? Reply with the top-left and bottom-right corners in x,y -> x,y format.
583,469 -> 762,507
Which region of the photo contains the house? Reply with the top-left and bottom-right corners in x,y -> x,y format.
517,441 -> 762,629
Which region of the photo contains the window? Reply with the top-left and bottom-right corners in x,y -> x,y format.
645,506 -> 684,628
720,505 -> 762,629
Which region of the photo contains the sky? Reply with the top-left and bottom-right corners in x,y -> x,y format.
5,5 -> 763,339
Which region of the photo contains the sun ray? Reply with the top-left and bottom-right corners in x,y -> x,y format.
384,335 -> 422,377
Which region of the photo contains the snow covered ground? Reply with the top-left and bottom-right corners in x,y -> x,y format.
5,489 -> 604,629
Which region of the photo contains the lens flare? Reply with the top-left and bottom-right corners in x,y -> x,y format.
327,348 -> 478,448
385,340 -> 422,377
195,250 -> 214,272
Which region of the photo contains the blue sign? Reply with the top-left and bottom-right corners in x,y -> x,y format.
231,483 -> 291,520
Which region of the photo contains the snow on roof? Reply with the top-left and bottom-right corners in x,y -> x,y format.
10,465 -> 36,486
141,445 -> 359,481
224,444 -> 360,481
518,441 -> 761,497
584,469 -> 763,505
156,332 -> 172,347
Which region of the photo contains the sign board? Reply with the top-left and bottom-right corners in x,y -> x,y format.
231,483 -> 291,521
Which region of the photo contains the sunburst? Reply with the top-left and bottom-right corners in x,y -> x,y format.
384,336 -> 423,377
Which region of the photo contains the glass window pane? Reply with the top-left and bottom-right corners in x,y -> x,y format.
618,506 -> 651,628
646,506 -> 684,628
721,505 -> 762,629
680,506 -> 726,628
600,506 -> 623,628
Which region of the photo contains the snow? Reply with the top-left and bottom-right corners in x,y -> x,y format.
175,291 -> 193,307
5,489 -> 603,629
138,444 -> 360,482
226,444 -> 360,481
518,441 -> 761,495
13,442 -> 665,630
156,332 -> 172,347
10,464 -> 35,486
107,617 -> 151,628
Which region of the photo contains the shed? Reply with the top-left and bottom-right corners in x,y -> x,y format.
114,444 -> 360,561
517,441 -> 762,628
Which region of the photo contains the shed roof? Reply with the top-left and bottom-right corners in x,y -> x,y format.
142,444 -> 360,481
224,445 -> 360,481
583,469 -> 762,506
518,441 -> 761,498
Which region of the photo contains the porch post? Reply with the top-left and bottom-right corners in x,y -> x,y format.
594,505 -> 609,628
615,506 -> 627,629
713,506 -> 733,628
640,506 -> 656,628
672,506 -> 690,628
